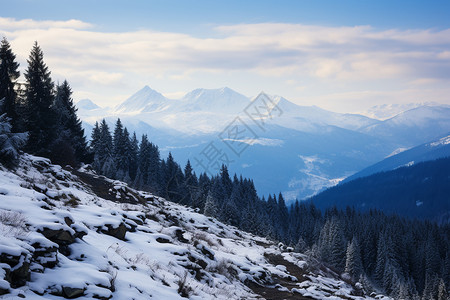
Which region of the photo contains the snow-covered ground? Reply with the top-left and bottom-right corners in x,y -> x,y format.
0,155 -> 391,299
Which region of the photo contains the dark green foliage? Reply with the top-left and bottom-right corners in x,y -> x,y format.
23,42 -> 57,156
0,114 -> 27,167
0,38 -> 20,130
51,80 -> 88,166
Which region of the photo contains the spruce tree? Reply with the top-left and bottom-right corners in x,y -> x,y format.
345,237 -> 363,281
52,80 -> 88,165
0,113 -> 27,167
0,37 -> 20,130
23,42 -> 56,156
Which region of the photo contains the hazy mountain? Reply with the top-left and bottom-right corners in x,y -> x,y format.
360,105 -> 450,146
363,102 -> 450,120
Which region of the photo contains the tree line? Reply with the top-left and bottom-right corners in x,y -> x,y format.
0,38 -> 87,167
0,38 -> 448,299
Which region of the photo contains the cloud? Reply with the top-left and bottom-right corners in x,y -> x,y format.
1,18 -> 450,108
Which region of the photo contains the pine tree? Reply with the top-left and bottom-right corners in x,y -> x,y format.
52,80 -> 88,165
128,132 -> 139,180
182,160 -> 199,206
113,118 -> 129,179
0,38 -> 20,130
90,121 -> 101,170
138,135 -> 151,186
95,119 -> 113,175
204,190 -> 220,218
221,183 -> 240,226
277,192 -> 289,240
345,237 -> 363,281
0,113 -> 27,167
437,278 -> 448,300
23,42 -> 56,156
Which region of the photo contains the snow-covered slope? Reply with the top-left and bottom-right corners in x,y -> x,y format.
0,155 -> 391,300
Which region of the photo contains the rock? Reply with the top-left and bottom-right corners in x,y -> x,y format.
104,223 -> 127,240
0,252 -> 30,288
39,228 -> 75,256
156,237 -> 171,244
10,261 -> 30,288
174,229 -> 189,243
32,242 -> 58,269
62,286 -> 85,298
40,228 -> 75,244
196,244 -> 215,260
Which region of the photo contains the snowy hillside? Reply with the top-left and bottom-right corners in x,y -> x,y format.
0,155 -> 391,300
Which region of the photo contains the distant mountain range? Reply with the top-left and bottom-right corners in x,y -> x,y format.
76,86 -> 450,202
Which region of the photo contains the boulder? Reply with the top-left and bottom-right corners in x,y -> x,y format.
62,286 -> 85,298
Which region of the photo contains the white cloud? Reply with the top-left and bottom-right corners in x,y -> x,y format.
1,18 -> 450,109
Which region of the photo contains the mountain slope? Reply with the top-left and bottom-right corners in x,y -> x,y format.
310,157 -> 450,223
0,155 -> 391,299
345,134 -> 450,182
361,106 -> 450,146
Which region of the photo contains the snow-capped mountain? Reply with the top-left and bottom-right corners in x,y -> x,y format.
114,85 -> 171,114
76,99 -> 100,111
362,102 -> 450,120
178,87 -> 250,114
361,105 -> 450,146
0,154 -> 391,300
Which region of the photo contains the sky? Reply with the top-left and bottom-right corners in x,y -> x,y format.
1,0 -> 450,113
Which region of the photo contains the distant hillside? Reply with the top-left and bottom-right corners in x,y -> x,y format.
310,157 -> 450,223
345,134 -> 450,182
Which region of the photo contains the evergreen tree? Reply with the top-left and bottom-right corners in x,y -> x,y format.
0,113 -> 27,167
277,192 -> 289,240
113,118 -> 129,179
23,42 -> 56,156
138,135 -> 151,187
52,80 -> 88,165
0,38 -> 20,130
94,119 -> 113,175
221,183 -> 240,226
437,278 -> 448,300
182,160 -> 199,206
345,237 -> 363,281
90,121 -> 101,170
204,190 -> 220,217
128,132 -> 139,180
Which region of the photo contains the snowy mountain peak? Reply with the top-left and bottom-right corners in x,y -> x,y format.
115,85 -> 169,113
181,87 -> 250,113
76,99 -> 100,111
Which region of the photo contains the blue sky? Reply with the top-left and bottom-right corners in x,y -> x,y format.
1,0 -> 450,112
